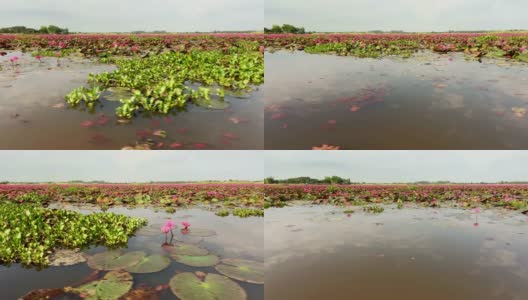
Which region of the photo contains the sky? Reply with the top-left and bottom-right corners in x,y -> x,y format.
0,151 -> 263,182
266,0 -> 528,32
265,151 -> 528,183
0,0 -> 263,32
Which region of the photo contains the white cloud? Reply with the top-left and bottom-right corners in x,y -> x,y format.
264,151 -> 528,183
0,151 -> 264,182
265,0 -> 527,32
0,0 -> 263,32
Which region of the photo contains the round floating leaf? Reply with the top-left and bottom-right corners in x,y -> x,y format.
86,250 -> 145,270
173,254 -> 220,267
125,254 -> 171,274
186,228 -> 217,237
66,270 -> 133,300
168,242 -> 209,256
215,259 -> 264,284
48,249 -> 86,266
193,98 -> 230,110
169,272 -> 247,300
104,87 -> 133,102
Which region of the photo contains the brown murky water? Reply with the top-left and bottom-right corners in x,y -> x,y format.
0,52 -> 263,149
264,51 -> 528,149
265,205 -> 528,300
0,206 -> 263,299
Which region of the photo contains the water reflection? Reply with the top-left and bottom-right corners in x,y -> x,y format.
265,205 -> 528,300
265,51 -> 528,149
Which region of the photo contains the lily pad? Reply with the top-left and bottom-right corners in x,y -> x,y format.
167,242 -> 209,256
48,249 -> 86,266
215,258 -> 264,284
125,254 -> 171,274
66,270 -> 133,300
169,272 -> 246,300
186,228 -> 217,237
86,250 -> 145,270
172,254 -> 220,267
104,87 -> 133,102
193,98 -> 230,110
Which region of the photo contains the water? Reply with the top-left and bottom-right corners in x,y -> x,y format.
264,51 -> 528,149
265,205 -> 528,300
0,205 -> 264,299
0,52 -> 263,150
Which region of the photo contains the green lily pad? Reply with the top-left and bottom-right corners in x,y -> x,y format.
104,87 -> 133,102
215,258 -> 264,284
66,270 -> 133,300
86,250 -> 145,270
125,254 -> 171,274
169,272 -> 247,300
172,254 -> 220,267
168,242 -> 209,256
186,228 -> 217,237
193,98 -> 230,110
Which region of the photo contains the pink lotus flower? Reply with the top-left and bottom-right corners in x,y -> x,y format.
35,54 -> 42,62
181,221 -> 191,229
9,56 -> 19,62
161,225 -> 171,233
164,220 -> 176,229
473,207 -> 480,214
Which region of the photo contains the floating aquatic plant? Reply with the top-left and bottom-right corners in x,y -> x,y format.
169,272 -> 247,300
0,203 -> 146,266
215,258 -> 264,284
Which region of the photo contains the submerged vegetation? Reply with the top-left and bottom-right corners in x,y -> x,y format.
264,33 -> 528,61
0,202 -> 146,266
264,184 -> 528,212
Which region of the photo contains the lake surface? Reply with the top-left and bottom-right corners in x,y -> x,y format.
0,52 -> 263,150
0,205 -> 263,299
264,51 -> 528,149
265,205 -> 528,300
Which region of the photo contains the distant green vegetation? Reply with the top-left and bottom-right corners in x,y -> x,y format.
264,176 -> 352,185
264,24 -> 306,34
0,25 -> 69,34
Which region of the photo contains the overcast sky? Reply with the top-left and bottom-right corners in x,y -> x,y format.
266,0 -> 528,32
265,151 -> 528,183
0,151 -> 263,182
0,0 -> 263,32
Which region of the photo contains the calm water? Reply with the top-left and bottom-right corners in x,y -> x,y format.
265,205 -> 528,300
0,52 -> 263,149
0,205 -> 263,299
265,51 -> 528,149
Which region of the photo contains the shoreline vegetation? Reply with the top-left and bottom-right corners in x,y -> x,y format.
264,182 -> 528,214
263,28 -> 528,62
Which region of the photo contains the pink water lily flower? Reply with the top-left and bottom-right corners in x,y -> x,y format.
165,220 -> 176,229
9,56 -> 19,62
181,221 -> 191,229
161,225 -> 171,234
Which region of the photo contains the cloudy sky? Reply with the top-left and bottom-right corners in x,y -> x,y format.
266,0 -> 528,32
0,151 -> 263,182
265,151 -> 528,183
0,0 -> 263,32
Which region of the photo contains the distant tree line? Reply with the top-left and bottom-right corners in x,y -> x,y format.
264,176 -> 352,185
0,25 -> 69,34
264,24 -> 306,34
